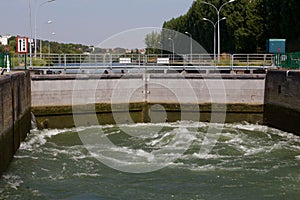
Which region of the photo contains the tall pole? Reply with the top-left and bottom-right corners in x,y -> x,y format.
28,0 -> 33,67
34,0 -> 55,60
48,32 -> 55,55
203,17 -> 226,63
201,0 -> 235,63
41,20 -> 53,57
168,38 -> 174,63
48,32 -> 55,67
158,41 -> 163,57
185,32 -> 193,62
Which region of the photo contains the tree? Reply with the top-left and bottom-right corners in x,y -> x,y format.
163,0 -> 300,53
145,31 -> 162,54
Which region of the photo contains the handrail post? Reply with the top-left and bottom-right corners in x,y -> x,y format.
247,54 -> 249,70
64,54 -> 66,68
231,54 -> 234,70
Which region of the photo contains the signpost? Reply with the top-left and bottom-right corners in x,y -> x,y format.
3,46 -> 10,73
16,37 -> 29,69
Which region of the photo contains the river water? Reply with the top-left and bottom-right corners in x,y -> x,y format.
1,122 -> 300,199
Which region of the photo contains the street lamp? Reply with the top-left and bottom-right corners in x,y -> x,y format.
185,32 -> 193,61
200,0 -> 235,62
168,37 -> 174,63
39,20 -> 53,57
203,17 -> 226,62
48,32 -> 56,55
34,0 -> 56,59
158,41 -> 163,57
48,32 -> 55,67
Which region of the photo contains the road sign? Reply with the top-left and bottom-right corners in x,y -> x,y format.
16,37 -> 28,54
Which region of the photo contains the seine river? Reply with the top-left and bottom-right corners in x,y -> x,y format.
1,122 -> 300,199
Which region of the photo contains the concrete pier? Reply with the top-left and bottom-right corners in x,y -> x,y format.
264,70 -> 300,135
0,71 -> 31,175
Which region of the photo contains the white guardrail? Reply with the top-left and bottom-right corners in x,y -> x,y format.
17,53 -> 276,73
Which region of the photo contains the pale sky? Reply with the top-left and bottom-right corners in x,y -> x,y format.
1,0 -> 194,47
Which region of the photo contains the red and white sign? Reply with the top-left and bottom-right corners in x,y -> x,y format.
16,37 -> 28,54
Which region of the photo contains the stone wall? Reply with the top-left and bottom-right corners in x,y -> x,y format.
0,71 -> 31,175
264,70 -> 300,135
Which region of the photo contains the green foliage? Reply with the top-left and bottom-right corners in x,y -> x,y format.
8,36 -> 16,54
0,45 -> 4,53
32,58 -> 47,66
11,57 -> 22,68
145,31 -> 162,54
163,0 -> 300,53
40,41 -> 91,54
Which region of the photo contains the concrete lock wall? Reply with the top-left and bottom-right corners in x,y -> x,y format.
31,74 -> 265,127
0,71 -> 31,175
1,70 -> 300,174
264,70 -> 300,136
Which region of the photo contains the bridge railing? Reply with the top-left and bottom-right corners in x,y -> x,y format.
232,54 -> 274,67
12,53 -> 276,69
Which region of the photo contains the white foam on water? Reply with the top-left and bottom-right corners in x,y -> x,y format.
19,129 -> 70,150
1,174 -> 23,190
189,164 -> 217,171
80,126 -> 197,170
191,153 -> 231,160
95,145 -> 156,164
71,154 -> 89,161
13,155 -> 39,160
73,173 -> 102,177
11,122 -> 300,175
224,135 -> 245,145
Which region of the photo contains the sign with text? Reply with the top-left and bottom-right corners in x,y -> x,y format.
157,58 -> 169,64
119,58 -> 131,64
16,37 -> 28,54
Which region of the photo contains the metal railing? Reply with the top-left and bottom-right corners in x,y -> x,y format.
28,53 -> 275,66
10,53 -> 276,73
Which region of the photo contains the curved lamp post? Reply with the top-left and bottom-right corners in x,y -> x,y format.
168,37 -> 174,63
158,41 -> 163,57
185,32 -> 193,56
200,0 -> 235,62
39,20 -> 53,57
203,17 -> 226,62
48,32 -> 56,55
34,0 -> 56,59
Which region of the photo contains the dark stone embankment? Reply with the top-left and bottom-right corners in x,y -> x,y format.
264,70 -> 300,136
0,71 -> 31,175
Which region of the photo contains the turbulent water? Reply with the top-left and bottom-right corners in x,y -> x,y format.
1,122 -> 300,200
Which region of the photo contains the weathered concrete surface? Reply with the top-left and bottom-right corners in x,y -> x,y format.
32,74 -> 265,106
264,70 -> 300,135
31,74 -> 265,128
0,71 -> 31,175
